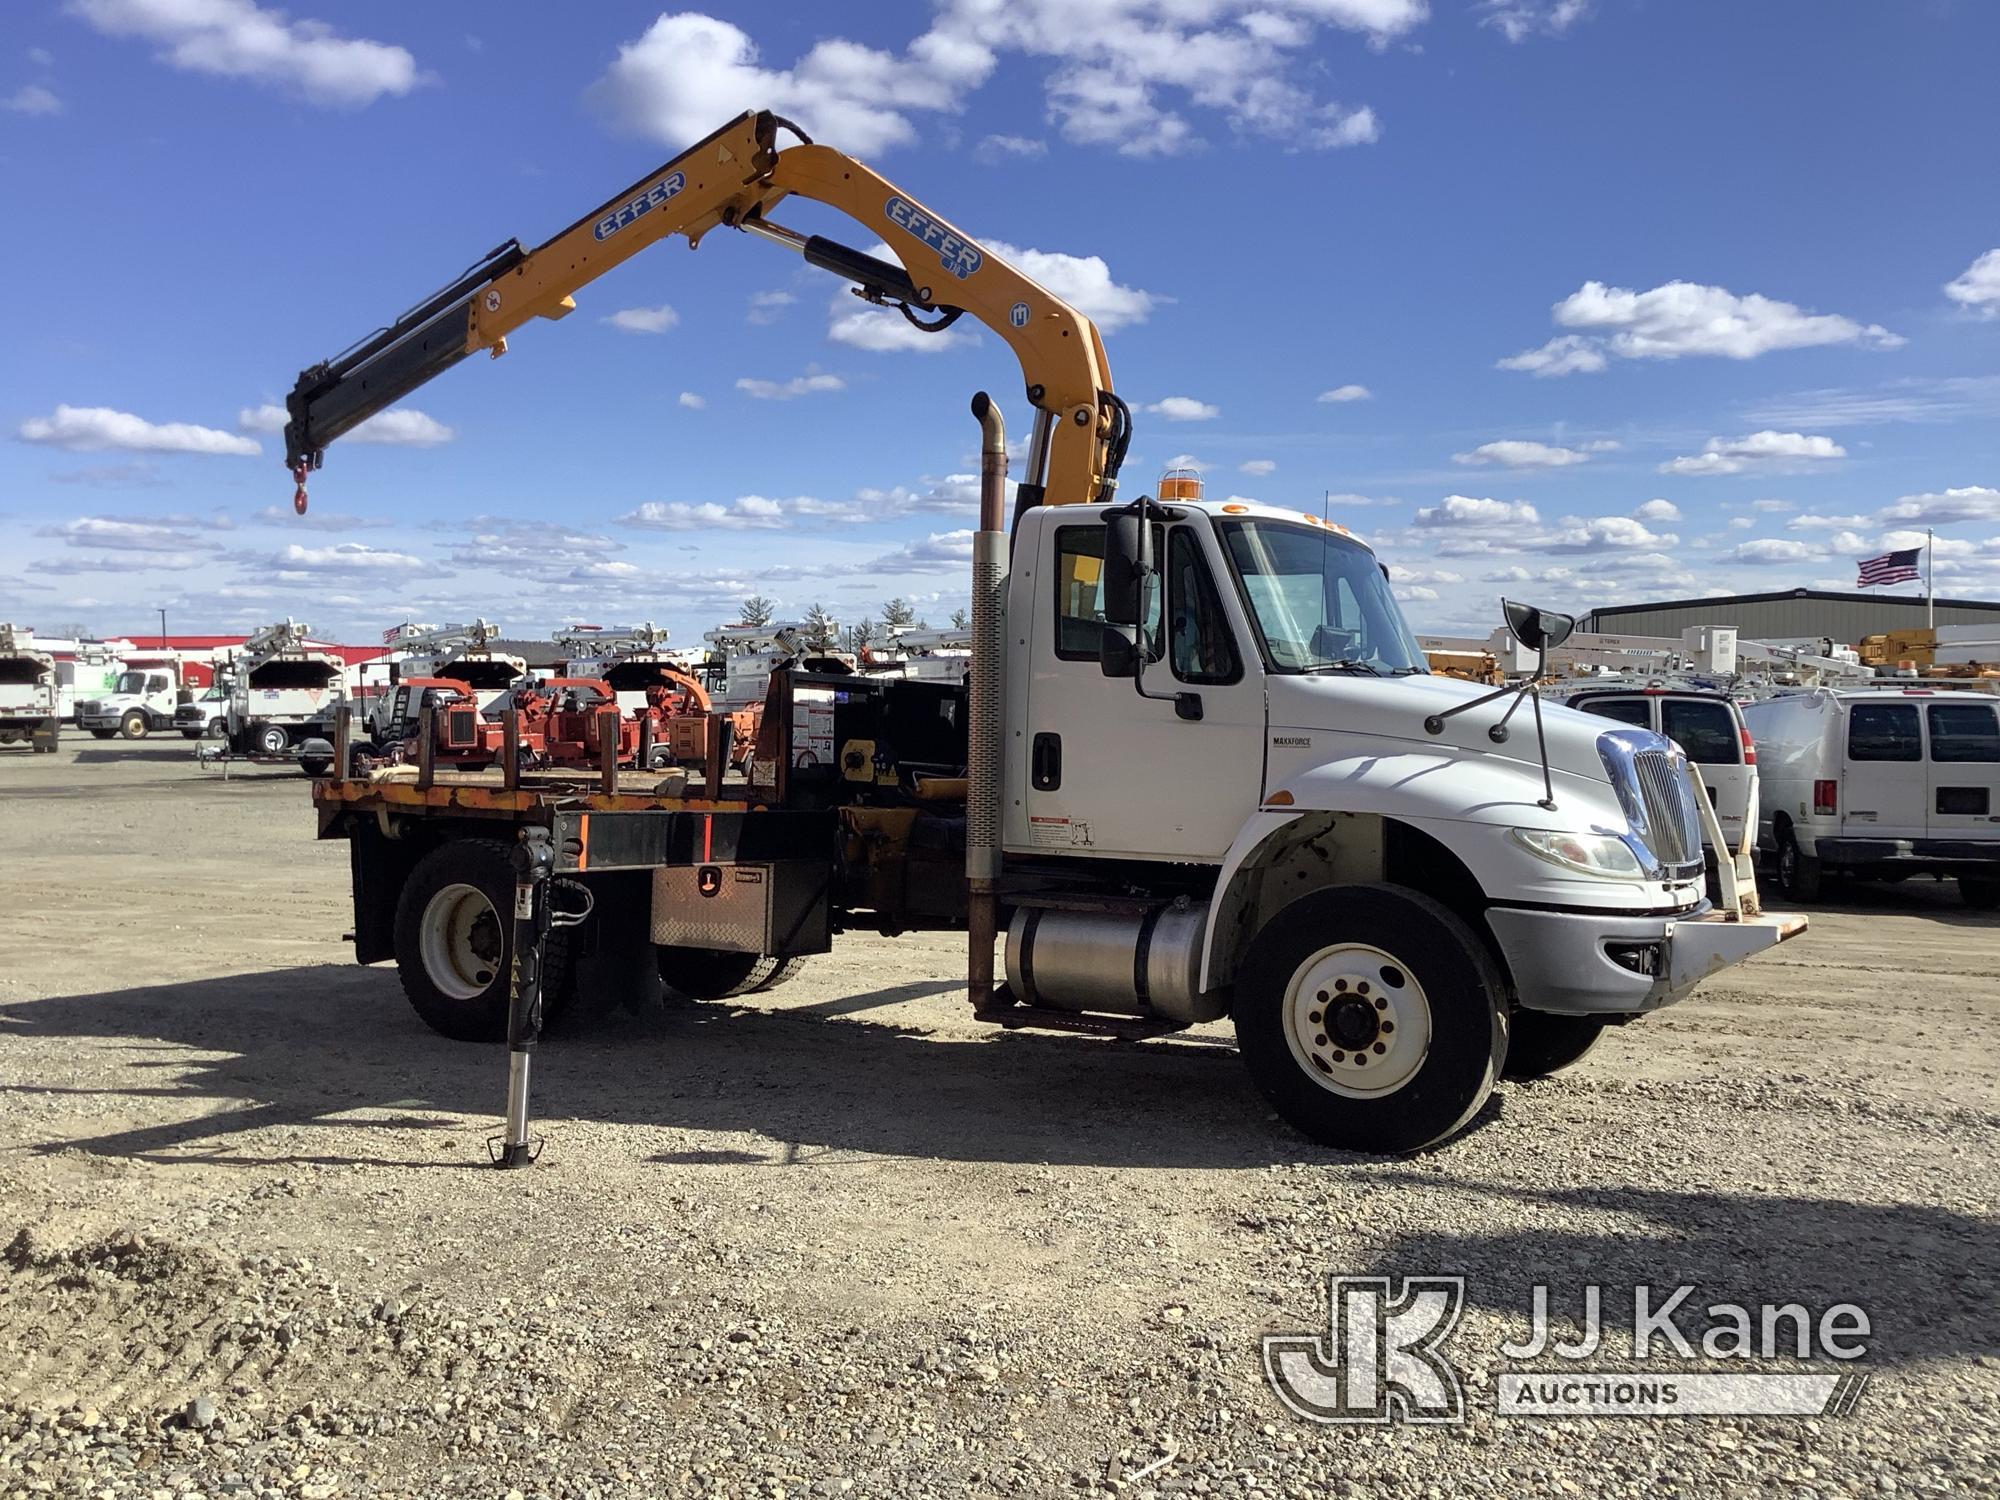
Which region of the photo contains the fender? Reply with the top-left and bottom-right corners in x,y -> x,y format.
1198,748 -> 1687,992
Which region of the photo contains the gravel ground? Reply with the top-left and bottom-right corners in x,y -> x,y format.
1,736 -> 1995,1499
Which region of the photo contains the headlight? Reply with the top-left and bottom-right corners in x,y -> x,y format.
1508,827 -> 1647,881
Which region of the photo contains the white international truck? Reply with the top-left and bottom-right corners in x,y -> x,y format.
0,625 -> 61,753
278,107 -> 1804,1160
225,620 -> 347,772
77,652 -> 196,739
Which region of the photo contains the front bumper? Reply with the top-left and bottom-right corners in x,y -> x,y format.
1486,904 -> 1806,1016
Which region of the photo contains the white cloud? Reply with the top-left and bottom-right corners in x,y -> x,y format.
1749,497 -> 1797,512
237,403 -> 287,434
984,240 -> 1157,332
736,372 -> 846,400
1452,439 -> 1598,469
618,497 -> 791,531
827,302 -> 977,354
975,133 -> 1046,161
269,541 -> 436,575
1414,495 -> 1541,528
1478,0 -> 1593,42
1504,280 -> 1901,376
585,6 -> 1412,162
1539,515 -> 1676,553
37,514 -> 228,552
1317,384 -> 1372,403
1724,538 -> 1824,564
28,47 -> 54,67
251,504 -> 388,531
1787,511 -> 1871,531
1659,431 -> 1845,476
677,392 -> 706,410
1391,567 -> 1465,585
1944,249 -> 2000,320
1745,375 -> 2000,429
1393,585 -> 1439,602
346,408 -> 454,446
1632,498 -> 1680,523
4,83 -> 61,114
71,0 -> 422,107
604,303 -> 678,334
1496,335 -> 1606,377
1147,396 -> 1219,422
864,529 -> 977,573
746,290 -> 796,326
1239,458 -> 1277,476
20,404 -> 260,456
1876,486 -> 2000,525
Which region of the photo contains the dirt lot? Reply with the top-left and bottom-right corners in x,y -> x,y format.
1,735 -> 1994,1499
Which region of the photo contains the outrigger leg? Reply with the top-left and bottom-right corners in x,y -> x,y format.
493,825 -> 554,1168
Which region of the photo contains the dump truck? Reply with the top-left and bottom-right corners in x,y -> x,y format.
280,109 -> 1803,1159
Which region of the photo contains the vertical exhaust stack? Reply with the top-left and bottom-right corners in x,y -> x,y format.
966,392 -> 1008,1011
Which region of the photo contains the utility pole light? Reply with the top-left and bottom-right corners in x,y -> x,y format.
158,608 -> 167,649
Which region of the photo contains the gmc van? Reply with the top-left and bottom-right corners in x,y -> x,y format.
1741,687 -> 2000,907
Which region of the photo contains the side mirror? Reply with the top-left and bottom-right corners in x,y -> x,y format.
1101,513 -> 1145,627
1099,624 -> 1140,678
1503,597 -> 1576,652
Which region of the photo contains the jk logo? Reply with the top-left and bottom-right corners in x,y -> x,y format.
1262,1276 -> 1466,1425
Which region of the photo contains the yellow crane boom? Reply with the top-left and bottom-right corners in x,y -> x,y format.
284,110 -> 1129,515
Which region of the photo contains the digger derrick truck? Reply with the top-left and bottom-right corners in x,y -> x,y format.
0,625 -> 61,753
282,109 -> 1803,1159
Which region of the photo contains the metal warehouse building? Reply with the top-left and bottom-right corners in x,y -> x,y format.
1580,588 -> 2000,644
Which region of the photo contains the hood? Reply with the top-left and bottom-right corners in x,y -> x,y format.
1267,672 -> 1642,789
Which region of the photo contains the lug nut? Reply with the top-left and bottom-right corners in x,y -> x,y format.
1372,1042 -> 1386,1055
1374,996 -> 1388,1010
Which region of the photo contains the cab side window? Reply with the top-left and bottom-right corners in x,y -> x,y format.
1165,528 -> 1241,684
1053,525 -> 1161,663
1847,703 -> 1921,761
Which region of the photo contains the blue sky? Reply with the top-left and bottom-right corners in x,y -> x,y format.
3,0 -> 1996,646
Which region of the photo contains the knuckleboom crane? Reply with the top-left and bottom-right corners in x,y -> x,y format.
282,110 -> 1129,515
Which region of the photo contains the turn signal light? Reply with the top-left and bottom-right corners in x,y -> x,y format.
1813,779 -> 1837,816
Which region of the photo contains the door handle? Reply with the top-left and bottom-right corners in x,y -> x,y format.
1032,731 -> 1062,791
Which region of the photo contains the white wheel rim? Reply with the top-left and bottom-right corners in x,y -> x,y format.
1282,942 -> 1432,1099
419,883 -> 503,1000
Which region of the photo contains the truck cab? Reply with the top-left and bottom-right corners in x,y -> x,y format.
78,662 -> 183,739
996,497 -> 1797,1144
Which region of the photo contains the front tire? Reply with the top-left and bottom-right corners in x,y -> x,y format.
1503,1011 -> 1606,1080
1775,828 -> 1822,903
89,727 -> 115,740
1233,884 -> 1507,1153
119,711 -> 148,740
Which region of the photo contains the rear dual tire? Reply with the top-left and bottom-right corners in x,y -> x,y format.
657,947 -> 807,1001
394,840 -> 571,1043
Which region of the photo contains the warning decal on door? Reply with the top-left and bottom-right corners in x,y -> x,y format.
1029,815 -> 1092,849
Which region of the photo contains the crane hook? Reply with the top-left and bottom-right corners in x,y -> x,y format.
291,462 -> 310,516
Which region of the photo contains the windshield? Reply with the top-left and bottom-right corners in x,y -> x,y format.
1218,520 -> 1426,674
115,670 -> 150,693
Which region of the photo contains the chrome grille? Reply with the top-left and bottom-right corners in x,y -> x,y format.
1634,747 -> 1700,867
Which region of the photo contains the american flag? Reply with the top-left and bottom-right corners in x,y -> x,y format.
1857,548 -> 1921,587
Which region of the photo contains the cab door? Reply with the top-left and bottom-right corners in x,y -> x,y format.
1841,701 -> 1926,841
1018,518 -> 1265,861
1924,699 -> 2000,848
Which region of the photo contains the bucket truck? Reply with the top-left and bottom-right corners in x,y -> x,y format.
225,620 -> 347,773
278,108 -> 1803,1159
0,625 -> 61,752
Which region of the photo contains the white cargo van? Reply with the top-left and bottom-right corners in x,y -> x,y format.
1741,687 -> 2000,907
1562,686 -> 1757,865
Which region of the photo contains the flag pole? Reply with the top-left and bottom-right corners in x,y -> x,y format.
1927,527 -> 1935,629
